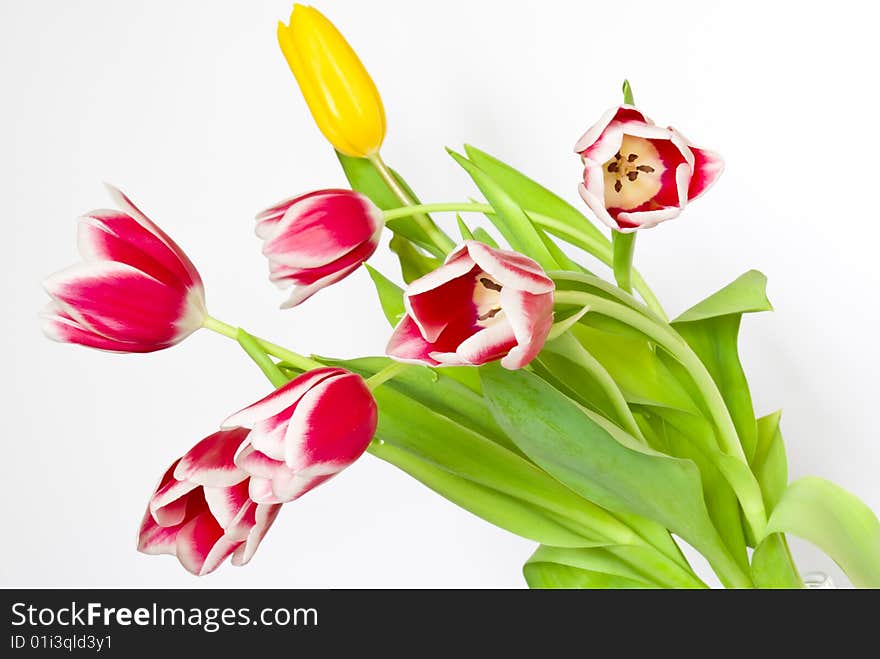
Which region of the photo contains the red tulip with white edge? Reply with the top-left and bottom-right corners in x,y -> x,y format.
574,105 -> 724,232
137,428 -> 281,576
256,189 -> 384,308
385,240 -> 555,370
41,185 -> 207,352
223,367 -> 379,504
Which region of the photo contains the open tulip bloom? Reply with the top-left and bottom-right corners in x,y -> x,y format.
41,4 -> 880,589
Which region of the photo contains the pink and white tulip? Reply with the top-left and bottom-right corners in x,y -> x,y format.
256,189 -> 384,308
386,241 -> 555,370
223,367 -> 378,504
138,428 -> 281,576
574,106 -> 724,232
42,185 -> 206,352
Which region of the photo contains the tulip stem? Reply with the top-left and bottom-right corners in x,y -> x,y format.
202,315 -> 321,372
383,202 -> 495,223
368,153 -> 457,253
611,230 -> 636,294
365,361 -> 410,390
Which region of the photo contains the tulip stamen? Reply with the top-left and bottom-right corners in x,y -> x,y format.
479,277 -> 503,292
601,135 -> 665,209
477,308 -> 503,321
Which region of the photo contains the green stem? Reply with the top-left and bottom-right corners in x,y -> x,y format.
383,202 -> 494,222
235,328 -> 289,388
365,361 -> 410,390
368,153 -> 457,253
611,230 -> 636,294
202,315 -> 321,372
527,211 -> 668,321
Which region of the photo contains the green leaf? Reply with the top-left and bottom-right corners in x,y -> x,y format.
536,332 -> 645,443
455,213 -> 475,241
462,144 -> 608,248
472,227 -> 500,248
568,323 -> 700,413
673,270 -> 772,324
481,364 -> 751,588
764,477 -> 880,588
371,441 -> 600,548
389,235 -> 441,283
523,544 -> 704,589
320,357 -> 638,546
751,534 -> 803,588
335,151 -> 445,257
753,411 -> 788,511
641,410 -> 749,571
324,356 -> 512,452
447,148 -> 559,270
672,271 -> 773,462
363,264 -> 405,327
622,79 -> 635,105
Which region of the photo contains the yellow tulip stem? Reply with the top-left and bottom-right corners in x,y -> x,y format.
368,153 -> 457,253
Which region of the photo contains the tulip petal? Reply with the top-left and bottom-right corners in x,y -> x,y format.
262,191 -> 382,269
202,480 -> 251,529
104,184 -> 202,290
270,463 -> 340,502
444,319 -> 518,367
173,428 -> 250,487
248,405 -> 298,461
406,263 -> 479,343
137,509 -> 182,555
283,372 -> 377,469
77,211 -> 191,290
404,245 -> 474,297
687,146 -> 725,201
175,511 -> 238,576
222,368 -> 343,429
150,479 -> 200,526
231,504 -> 282,566
235,444 -> 287,479
40,302 -> 165,353
465,241 -> 555,294
616,205 -> 682,231
386,315 -> 441,365
499,288 -> 555,370
44,261 -> 194,345
574,105 -> 653,154
247,477 -> 283,504
279,261 -> 363,309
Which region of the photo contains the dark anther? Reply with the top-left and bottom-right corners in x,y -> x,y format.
627,153 -> 638,162
626,171 -> 639,181
636,165 -> 655,173
614,180 -> 623,193
477,308 -> 502,321
607,162 -> 620,173
479,277 -> 503,292
614,152 -> 622,160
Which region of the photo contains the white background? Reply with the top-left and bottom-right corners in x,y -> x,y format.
2,0 -> 878,588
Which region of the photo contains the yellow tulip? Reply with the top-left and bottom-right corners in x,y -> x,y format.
277,4 -> 386,158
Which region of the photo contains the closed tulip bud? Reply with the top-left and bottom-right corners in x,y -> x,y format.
277,4 -> 386,158
42,185 -> 207,353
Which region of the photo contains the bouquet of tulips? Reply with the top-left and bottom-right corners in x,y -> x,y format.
42,4 -> 880,589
